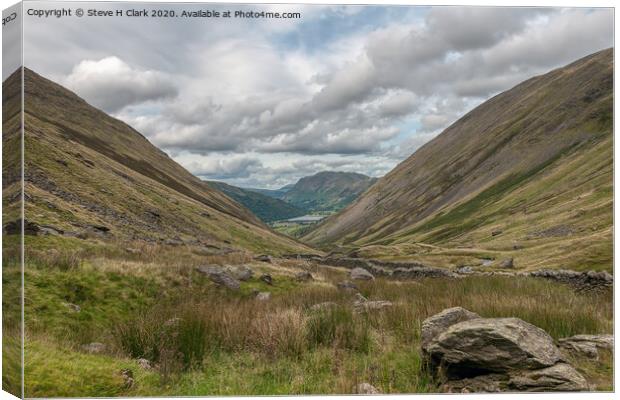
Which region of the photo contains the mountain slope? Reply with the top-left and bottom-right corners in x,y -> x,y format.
207,181 -> 305,222
303,49 -> 613,271
15,68 -> 312,254
282,171 -> 377,212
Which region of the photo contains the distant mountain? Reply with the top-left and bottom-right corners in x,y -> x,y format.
208,181 -> 305,222
246,185 -> 292,200
9,68 -> 312,254
282,171 -> 377,212
304,49 -> 613,271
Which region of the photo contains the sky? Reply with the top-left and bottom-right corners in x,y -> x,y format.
15,2 -> 614,189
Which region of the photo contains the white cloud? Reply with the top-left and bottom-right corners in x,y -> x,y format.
64,57 -> 177,112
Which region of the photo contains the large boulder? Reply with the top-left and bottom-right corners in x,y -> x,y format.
350,267 -> 374,281
196,265 -> 240,290
426,318 -> 563,376
558,334 -> 613,359
508,363 -> 588,392
225,265 -> 254,281
421,307 -> 480,351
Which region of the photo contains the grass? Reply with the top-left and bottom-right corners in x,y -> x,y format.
13,239 -> 612,396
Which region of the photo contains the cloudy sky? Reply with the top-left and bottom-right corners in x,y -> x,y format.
19,3 -> 613,188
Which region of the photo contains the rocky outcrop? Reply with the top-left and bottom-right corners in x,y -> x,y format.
423,308 -> 588,392
508,363 -> 588,392
529,269 -> 612,292
350,267 -> 374,281
427,318 -> 564,375
558,334 -> 613,359
225,265 -> 254,281
353,293 -> 392,313
196,265 -> 241,290
421,307 -> 480,351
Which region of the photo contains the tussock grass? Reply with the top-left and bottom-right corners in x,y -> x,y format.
19,240 -> 613,395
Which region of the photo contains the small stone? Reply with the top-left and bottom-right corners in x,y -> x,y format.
260,274 -> 273,285
356,382 -> 380,394
309,302 -> 338,312
499,258 -> 514,269
63,302 -> 81,312
337,280 -> 358,291
491,230 -> 503,236
81,342 -> 106,354
136,358 -> 152,370
256,292 -> 271,301
120,369 -> 134,388
255,255 -> 272,263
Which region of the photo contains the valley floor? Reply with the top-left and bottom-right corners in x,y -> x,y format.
2,236 -> 613,396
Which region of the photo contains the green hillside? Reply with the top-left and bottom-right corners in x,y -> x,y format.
208,181 -> 305,222
304,49 -> 613,272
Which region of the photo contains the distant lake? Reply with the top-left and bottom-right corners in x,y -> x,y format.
286,215 -> 325,223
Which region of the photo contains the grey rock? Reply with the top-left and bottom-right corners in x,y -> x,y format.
508,363 -> 588,392
353,293 -> 392,313
196,265 -> 240,290
499,258 -> 514,269
260,274 -> 273,285
558,334 -> 613,359
337,280 -> 358,291
455,266 -> 474,274
354,300 -> 392,313
310,302 -> 338,312
82,342 -> 106,354
421,307 -> 481,351
136,358 -> 152,370
256,292 -> 271,301
225,265 -> 254,281
63,302 -> 81,313
350,267 -> 374,281
255,255 -> 273,263
442,374 -> 506,393
120,369 -> 134,388
427,318 -> 563,376
295,271 -> 313,282
356,382 -> 380,394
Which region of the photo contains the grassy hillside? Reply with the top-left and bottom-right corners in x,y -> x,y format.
303,49 -> 613,272
208,181 -> 305,223
283,171 -> 377,212
13,68 -> 312,255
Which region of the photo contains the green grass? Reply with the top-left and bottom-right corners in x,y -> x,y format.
15,241 -> 613,396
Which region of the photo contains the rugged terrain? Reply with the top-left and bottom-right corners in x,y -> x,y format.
10,68 -> 312,255
303,49 -> 613,272
1,49 -> 614,397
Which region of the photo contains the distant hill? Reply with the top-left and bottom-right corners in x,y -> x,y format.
208,181 -> 305,222
9,68 -> 312,254
304,49 -> 613,271
282,171 -> 377,212
246,185 -> 292,200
